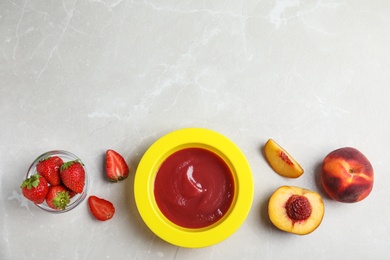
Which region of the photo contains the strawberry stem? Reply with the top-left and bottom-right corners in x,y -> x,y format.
39,156 -> 51,162
60,159 -> 83,171
20,174 -> 41,190
53,191 -> 70,210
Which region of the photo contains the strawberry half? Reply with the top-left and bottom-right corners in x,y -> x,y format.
106,149 -> 129,182
36,156 -> 63,186
60,160 -> 85,194
88,196 -> 115,221
46,185 -> 70,210
20,174 -> 49,204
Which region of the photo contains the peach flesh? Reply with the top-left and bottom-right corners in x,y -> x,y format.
268,186 -> 324,235
264,139 -> 304,178
280,151 -> 293,166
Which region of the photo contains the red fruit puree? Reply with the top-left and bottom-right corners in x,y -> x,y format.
154,148 -> 234,229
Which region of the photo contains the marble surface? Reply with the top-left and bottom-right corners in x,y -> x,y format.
1,0 -> 390,259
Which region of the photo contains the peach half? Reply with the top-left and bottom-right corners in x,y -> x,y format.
321,147 -> 374,203
264,139 -> 304,178
268,186 -> 324,235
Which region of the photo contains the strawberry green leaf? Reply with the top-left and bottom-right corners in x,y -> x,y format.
53,191 -> 70,210
20,174 -> 41,189
60,160 -> 83,171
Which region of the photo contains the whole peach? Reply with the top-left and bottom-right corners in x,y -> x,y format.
321,147 -> 373,203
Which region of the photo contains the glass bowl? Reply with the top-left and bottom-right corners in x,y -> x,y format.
25,150 -> 89,213
134,128 -> 254,248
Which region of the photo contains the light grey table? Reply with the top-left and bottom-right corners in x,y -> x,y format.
1,0 -> 389,259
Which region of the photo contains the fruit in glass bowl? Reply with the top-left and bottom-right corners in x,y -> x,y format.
22,150 -> 89,213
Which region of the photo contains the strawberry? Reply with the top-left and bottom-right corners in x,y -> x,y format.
106,149 -> 129,182
46,185 -> 70,210
60,160 -> 85,193
67,189 -> 77,198
20,174 -> 49,204
88,196 -> 115,221
36,156 -> 63,186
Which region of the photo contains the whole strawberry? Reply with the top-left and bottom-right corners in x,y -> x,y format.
60,160 -> 85,194
46,185 -> 70,210
67,189 -> 77,198
36,156 -> 63,186
20,174 -> 49,204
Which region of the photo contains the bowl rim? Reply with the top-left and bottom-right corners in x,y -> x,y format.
25,150 -> 89,213
134,128 -> 254,248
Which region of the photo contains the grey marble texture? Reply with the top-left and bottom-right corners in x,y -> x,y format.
1,0 -> 390,259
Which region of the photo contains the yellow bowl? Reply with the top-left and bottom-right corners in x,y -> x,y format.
134,128 -> 253,248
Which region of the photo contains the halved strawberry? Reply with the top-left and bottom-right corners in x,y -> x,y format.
46,185 -> 70,210
20,174 -> 49,204
88,196 -> 115,221
106,149 -> 129,182
36,156 -> 63,186
60,160 -> 85,193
